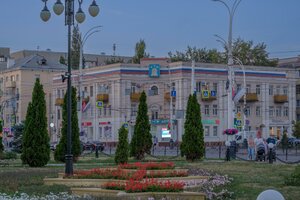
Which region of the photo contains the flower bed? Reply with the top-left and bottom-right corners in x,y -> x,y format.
71,167 -> 187,180
103,179 -> 185,193
119,162 -> 175,170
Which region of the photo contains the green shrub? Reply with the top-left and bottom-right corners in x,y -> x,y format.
285,165 -> 300,186
0,151 -> 17,160
115,126 -> 129,164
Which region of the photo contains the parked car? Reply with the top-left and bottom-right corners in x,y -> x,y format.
50,142 -> 58,151
288,137 -> 300,147
83,141 -> 104,151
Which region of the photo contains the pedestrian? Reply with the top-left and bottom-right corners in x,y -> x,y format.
247,135 -> 255,160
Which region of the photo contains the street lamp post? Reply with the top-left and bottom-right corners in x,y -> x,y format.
74,26 -> 101,140
40,0 -> 100,176
213,0 -> 241,130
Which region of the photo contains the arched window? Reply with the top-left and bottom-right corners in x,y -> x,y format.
151,85 -> 158,95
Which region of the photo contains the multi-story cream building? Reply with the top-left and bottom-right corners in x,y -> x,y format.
51,58 -> 297,145
0,54 -> 66,145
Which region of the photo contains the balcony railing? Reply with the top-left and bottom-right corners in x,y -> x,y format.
97,94 -> 109,102
274,95 -> 288,103
130,92 -> 141,102
55,98 -> 64,106
6,81 -> 16,88
239,93 -> 258,102
164,92 -> 176,101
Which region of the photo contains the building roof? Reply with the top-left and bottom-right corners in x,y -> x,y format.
6,54 -> 67,72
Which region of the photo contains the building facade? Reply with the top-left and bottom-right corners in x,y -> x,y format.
51,58 -> 297,145
0,54 -> 66,145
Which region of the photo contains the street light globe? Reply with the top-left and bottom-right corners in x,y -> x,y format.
40,5 -> 51,22
89,0 -> 100,17
50,123 -> 54,128
75,8 -> 86,24
53,0 -> 64,16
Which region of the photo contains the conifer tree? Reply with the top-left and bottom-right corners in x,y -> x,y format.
21,78 -> 50,167
180,94 -> 204,161
54,86 -> 81,162
130,91 -> 152,160
115,125 -> 129,164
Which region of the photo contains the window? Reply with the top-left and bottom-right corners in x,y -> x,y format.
204,105 -> 209,116
204,126 -> 210,136
90,86 -> 94,97
212,105 -> 218,116
236,106 -> 241,113
256,85 -> 261,95
196,81 -> 201,92
246,84 -> 251,93
151,85 -> 158,95
131,104 -> 137,116
16,74 -> 19,81
0,56 -> 5,62
269,85 -> 273,95
276,106 -> 282,117
213,83 -> 218,94
297,100 -> 300,107
276,86 -> 280,94
57,109 -> 61,120
269,106 -> 274,117
57,89 -> 61,98
151,111 -> 158,120
131,83 -> 136,93
245,106 -> 251,117
283,86 -> 288,95
283,107 -> 288,117
297,85 -> 300,94
108,105 -> 112,116
256,106 -> 261,116
213,126 -> 218,136
99,127 -> 103,138
237,84 -> 242,92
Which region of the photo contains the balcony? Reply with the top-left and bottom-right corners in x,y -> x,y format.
97,94 -> 109,102
6,81 -> 16,88
130,92 -> 141,102
164,92 -> 176,101
55,98 -> 64,106
274,95 -> 288,103
199,90 -> 217,102
239,93 -> 258,102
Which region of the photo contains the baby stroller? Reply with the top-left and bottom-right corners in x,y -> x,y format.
256,143 -> 266,161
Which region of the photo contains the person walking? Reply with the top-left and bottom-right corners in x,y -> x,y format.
248,135 -> 255,160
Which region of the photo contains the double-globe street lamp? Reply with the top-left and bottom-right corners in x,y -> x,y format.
40,0 -> 100,176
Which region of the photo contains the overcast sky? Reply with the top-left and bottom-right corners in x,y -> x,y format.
0,0 -> 299,59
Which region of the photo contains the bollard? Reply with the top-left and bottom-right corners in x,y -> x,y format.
95,146 -> 99,158
269,148 -> 273,164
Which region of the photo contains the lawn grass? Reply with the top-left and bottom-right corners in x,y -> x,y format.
186,161 -> 300,200
0,155 -> 299,199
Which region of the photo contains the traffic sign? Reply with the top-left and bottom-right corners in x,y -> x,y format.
234,118 -> 242,128
123,122 -> 129,129
211,90 -> 216,97
202,90 -> 209,98
236,112 -> 242,119
171,90 -> 176,97
96,101 -> 103,108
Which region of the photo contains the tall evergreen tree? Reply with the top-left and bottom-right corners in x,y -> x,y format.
130,91 -> 152,160
54,86 -> 81,162
0,120 -> 4,153
115,126 -> 129,164
21,78 -> 50,167
71,24 -> 81,70
180,94 -> 204,161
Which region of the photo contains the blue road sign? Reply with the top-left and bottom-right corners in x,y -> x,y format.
171,90 -> 176,97
96,101 -> 103,108
211,90 -> 216,97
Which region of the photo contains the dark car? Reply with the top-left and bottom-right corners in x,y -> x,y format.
83,141 -> 104,151
50,142 -> 58,151
288,137 -> 300,146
